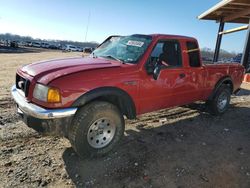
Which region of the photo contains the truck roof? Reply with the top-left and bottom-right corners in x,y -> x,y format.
149,34 -> 196,41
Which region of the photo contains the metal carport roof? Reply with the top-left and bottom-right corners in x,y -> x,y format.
198,0 -> 250,73
198,0 -> 250,24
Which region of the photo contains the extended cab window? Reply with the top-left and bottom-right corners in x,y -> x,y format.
148,40 -> 182,68
187,42 -> 201,67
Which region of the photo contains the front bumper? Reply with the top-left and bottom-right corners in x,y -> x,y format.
11,85 -> 77,136
11,85 -> 77,119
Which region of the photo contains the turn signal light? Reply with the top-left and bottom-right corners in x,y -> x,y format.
47,88 -> 61,103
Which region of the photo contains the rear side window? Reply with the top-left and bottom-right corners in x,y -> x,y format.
187,42 -> 200,67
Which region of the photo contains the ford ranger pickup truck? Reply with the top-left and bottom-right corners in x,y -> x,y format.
11,34 -> 245,158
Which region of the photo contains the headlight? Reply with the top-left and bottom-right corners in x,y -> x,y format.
33,83 -> 61,103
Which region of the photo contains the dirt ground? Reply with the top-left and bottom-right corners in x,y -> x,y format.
0,51 -> 250,188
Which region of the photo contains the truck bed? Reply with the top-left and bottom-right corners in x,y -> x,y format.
203,62 -> 244,99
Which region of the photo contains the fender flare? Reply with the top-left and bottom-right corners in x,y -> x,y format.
208,76 -> 233,100
72,87 -> 136,119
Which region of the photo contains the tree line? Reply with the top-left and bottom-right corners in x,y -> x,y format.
0,33 -> 99,48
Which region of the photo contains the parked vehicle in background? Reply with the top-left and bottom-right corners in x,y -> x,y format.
17,41 -> 26,46
65,44 -> 78,52
0,39 -> 4,46
76,47 -> 83,52
84,47 -> 94,53
202,57 -> 213,63
61,45 -> 66,51
41,42 -> 50,48
57,44 -> 63,50
48,44 -> 58,49
216,58 -> 230,64
10,41 -> 18,48
231,53 -> 242,63
11,34 -> 245,159
25,41 -> 32,47
31,42 -> 41,48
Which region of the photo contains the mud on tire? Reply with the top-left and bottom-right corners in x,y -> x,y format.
68,101 -> 125,159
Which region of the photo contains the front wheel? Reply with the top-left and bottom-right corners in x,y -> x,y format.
207,84 -> 231,115
68,101 -> 125,158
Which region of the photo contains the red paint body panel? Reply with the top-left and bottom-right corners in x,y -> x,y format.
16,34 -> 245,115
21,57 -> 121,84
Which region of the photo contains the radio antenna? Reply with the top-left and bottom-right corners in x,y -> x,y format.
85,11 -> 91,42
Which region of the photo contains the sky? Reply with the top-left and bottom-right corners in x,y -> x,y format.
0,0 -> 247,52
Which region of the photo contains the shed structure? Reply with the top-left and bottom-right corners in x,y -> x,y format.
198,0 -> 250,80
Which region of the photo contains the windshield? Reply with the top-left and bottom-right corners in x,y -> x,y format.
92,35 -> 152,64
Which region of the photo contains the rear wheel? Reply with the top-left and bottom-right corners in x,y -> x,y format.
68,101 -> 125,158
207,84 -> 231,115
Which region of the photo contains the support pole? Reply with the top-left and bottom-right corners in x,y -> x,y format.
213,21 -> 225,62
241,19 -> 250,72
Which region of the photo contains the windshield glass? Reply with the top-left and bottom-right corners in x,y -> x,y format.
92,35 -> 152,64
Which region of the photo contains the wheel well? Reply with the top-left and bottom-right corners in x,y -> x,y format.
222,79 -> 233,93
72,87 -> 137,120
94,95 -> 132,118
209,76 -> 233,100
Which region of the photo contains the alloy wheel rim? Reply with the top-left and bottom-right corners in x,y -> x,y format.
87,118 -> 116,149
217,92 -> 228,111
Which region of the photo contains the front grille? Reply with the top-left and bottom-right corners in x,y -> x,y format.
16,74 -> 30,97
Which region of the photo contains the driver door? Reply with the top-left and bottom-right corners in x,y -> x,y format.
139,40 -> 189,114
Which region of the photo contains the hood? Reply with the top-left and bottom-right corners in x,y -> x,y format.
21,57 -> 121,84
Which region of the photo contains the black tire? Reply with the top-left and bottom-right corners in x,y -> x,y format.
68,101 -> 125,158
207,84 -> 231,115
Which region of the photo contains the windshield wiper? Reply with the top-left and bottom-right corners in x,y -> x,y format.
100,55 -> 123,63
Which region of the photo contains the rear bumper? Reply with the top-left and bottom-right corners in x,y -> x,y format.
11,85 -> 77,136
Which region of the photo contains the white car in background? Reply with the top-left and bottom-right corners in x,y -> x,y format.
65,45 -> 78,52
41,42 -> 50,48
32,42 -> 41,48
76,47 -> 83,52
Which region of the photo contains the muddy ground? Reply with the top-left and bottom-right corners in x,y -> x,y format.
0,51 -> 250,188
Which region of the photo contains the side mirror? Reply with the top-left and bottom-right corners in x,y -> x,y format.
145,63 -> 155,75
153,64 -> 162,80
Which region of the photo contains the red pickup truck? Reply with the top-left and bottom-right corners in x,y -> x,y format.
12,34 -> 245,158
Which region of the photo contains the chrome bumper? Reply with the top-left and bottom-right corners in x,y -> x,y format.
11,85 -> 77,119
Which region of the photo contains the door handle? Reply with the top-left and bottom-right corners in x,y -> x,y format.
179,73 -> 185,78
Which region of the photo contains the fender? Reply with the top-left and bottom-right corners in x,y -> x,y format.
72,87 -> 136,119
208,76 -> 233,100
